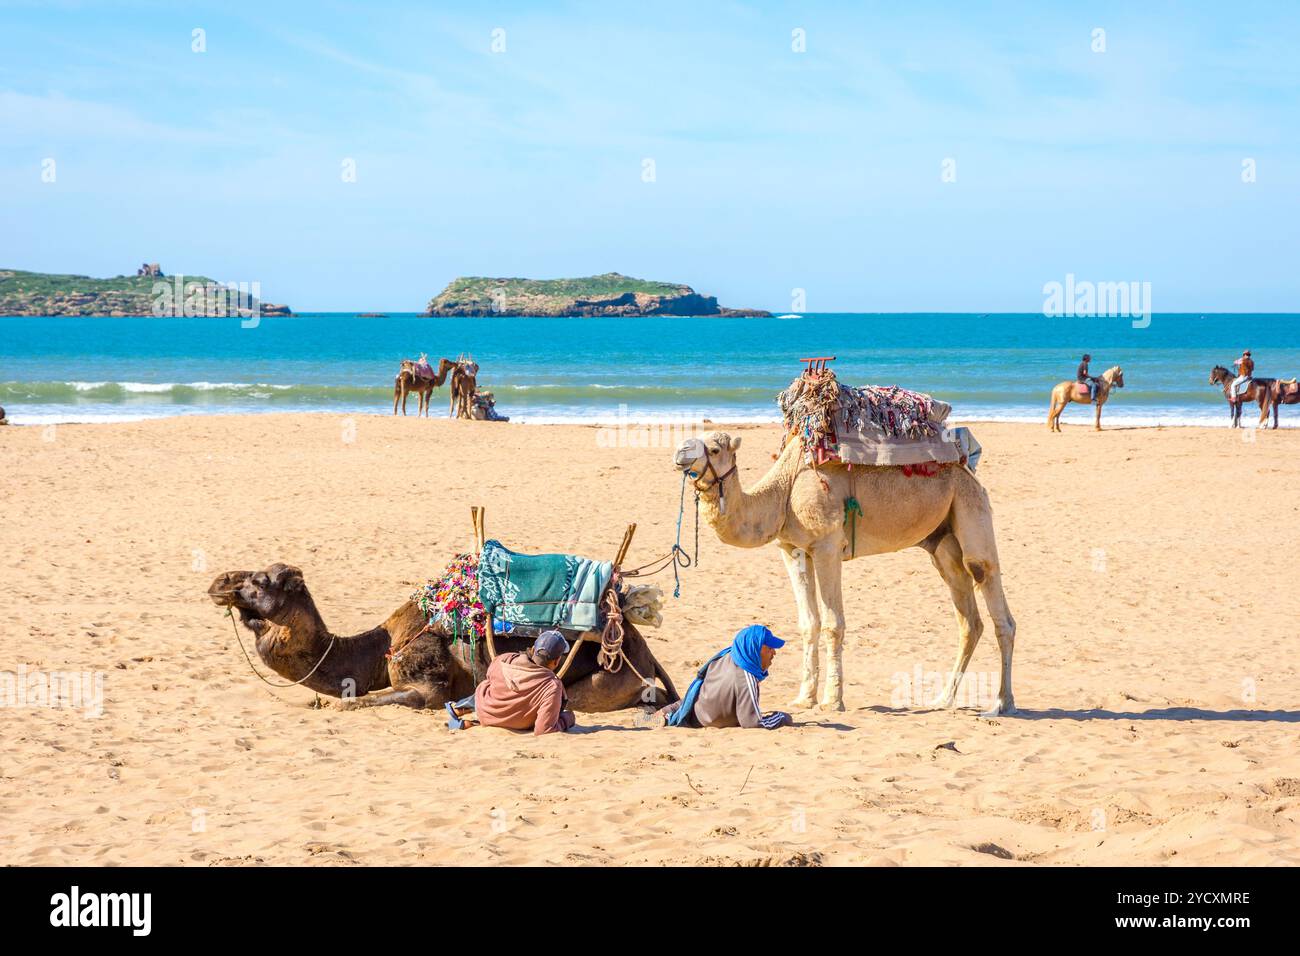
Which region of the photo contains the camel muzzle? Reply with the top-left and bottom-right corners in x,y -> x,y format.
673,438 -> 706,474
207,571 -> 252,607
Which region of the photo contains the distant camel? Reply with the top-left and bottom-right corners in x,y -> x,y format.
447,359 -> 478,419
1047,366 -> 1125,431
392,356 -> 454,416
1209,365 -> 1273,429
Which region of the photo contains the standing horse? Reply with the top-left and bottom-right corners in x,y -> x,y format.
1209,366 -> 1273,428
1047,366 -> 1125,431
1266,378 -> 1300,429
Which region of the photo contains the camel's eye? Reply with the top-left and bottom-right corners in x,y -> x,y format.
708,446 -> 720,455
252,573 -> 269,588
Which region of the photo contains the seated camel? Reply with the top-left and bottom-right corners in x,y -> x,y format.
208,563 -> 678,712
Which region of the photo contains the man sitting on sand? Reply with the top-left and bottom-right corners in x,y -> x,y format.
445,630 -> 577,736
656,624 -> 793,729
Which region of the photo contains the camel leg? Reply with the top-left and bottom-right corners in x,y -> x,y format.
951,488 -> 1016,716
778,543 -> 820,709
927,534 -> 984,709
335,688 -> 426,709
810,540 -> 847,712
972,567 -> 1015,715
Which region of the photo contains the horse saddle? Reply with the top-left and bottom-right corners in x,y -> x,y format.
1074,382 -> 1092,402
1279,379 -> 1300,398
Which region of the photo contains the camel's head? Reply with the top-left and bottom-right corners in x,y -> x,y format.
208,563 -> 308,633
673,432 -> 741,490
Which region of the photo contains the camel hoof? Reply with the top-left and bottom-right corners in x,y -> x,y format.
817,700 -> 845,713
789,695 -> 817,710
981,698 -> 1016,717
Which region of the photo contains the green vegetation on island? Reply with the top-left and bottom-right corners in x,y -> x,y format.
0,268 -> 291,317
424,272 -> 770,317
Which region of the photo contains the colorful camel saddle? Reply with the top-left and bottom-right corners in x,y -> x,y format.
411,358 -> 436,380
477,540 -> 612,631
779,370 -> 975,469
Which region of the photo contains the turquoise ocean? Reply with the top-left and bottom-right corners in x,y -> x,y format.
2,313 -> 1298,427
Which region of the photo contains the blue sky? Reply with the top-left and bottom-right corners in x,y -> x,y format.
2,1 -> 1297,311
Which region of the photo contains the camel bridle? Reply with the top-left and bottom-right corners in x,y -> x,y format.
685,447 -> 736,496
680,442 -> 738,517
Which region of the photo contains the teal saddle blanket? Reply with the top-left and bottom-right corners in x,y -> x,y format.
477,539 -> 613,631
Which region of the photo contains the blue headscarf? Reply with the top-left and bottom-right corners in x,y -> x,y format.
665,625 -> 785,727
729,624 -> 784,681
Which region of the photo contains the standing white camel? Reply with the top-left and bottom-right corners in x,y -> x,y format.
673,432 -> 1016,715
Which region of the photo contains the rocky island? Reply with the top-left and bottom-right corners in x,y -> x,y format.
423,273 -> 770,317
0,268 -> 292,317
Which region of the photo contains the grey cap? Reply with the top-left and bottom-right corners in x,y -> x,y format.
532,629 -> 570,662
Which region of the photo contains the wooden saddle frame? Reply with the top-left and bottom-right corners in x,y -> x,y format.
470,506 -> 637,680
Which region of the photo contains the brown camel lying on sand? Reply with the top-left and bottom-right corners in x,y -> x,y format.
208,563 -> 678,712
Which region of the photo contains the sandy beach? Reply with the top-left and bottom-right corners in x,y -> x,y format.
3,413 -> 1299,867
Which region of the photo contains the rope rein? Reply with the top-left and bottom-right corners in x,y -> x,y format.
226,607 -> 336,688
618,470 -> 698,598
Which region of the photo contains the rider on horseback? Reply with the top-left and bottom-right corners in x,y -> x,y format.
1231,350 -> 1254,400
1077,354 -> 1099,402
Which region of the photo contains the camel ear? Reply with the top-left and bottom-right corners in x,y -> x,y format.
269,564 -> 305,592
729,435 -> 742,451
